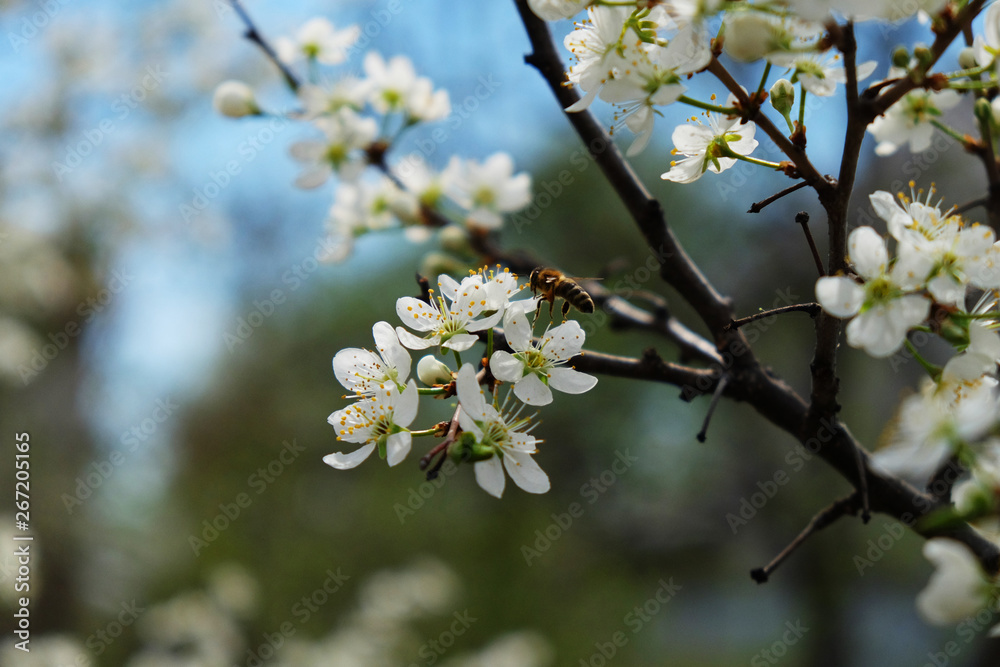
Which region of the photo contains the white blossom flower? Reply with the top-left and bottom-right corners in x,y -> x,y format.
456,364 -> 549,498
768,51 -> 876,97
661,107 -> 758,183
870,189 -> 1000,305
289,109 -> 377,188
361,52 -> 450,122
815,226 -> 931,357
212,80 -> 259,118
443,153 -> 532,229
974,2 -> 1000,72
297,79 -> 366,119
325,379 -> 419,469
395,274 -> 505,351
333,321 -> 411,396
868,69 -> 961,156
873,374 -> 999,479
276,17 -> 360,66
490,310 -> 596,406
527,0 -> 592,21
563,6 -> 636,113
917,539 -> 999,631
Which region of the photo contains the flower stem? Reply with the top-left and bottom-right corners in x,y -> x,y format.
409,427 -> 440,437
905,339 -> 942,381
678,95 -> 737,115
417,387 -> 449,396
452,348 -> 463,370
755,63 -> 772,99
930,119 -> 972,146
797,86 -> 807,128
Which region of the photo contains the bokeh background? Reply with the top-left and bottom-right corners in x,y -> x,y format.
0,0 -> 996,665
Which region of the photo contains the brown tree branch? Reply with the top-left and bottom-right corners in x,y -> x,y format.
511,0 -> 1000,575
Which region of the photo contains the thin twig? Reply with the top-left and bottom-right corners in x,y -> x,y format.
696,374 -> 729,443
955,197 -> 989,215
795,211 -> 826,277
725,303 -> 821,331
748,181 -> 809,213
229,0 -> 301,91
751,494 -> 860,583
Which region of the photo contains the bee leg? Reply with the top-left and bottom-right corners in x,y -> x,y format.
532,299 -> 543,326
561,300 -> 571,321
548,299 -> 555,321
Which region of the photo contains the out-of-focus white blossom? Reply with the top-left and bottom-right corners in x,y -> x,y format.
212,80 -> 259,118
276,17 -> 360,66
443,153 -> 532,230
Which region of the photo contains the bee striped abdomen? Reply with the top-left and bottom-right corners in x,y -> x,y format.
556,282 -> 594,313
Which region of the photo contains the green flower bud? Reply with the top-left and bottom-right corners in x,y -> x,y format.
769,79 -> 795,116
449,431 -> 494,463
891,47 -> 910,68
974,97 -> 995,127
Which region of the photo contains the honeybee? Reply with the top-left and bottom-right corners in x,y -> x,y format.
529,267 -> 595,320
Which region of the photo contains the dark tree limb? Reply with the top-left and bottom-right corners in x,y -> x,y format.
511,0 -> 1000,576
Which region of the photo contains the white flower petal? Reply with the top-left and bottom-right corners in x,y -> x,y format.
490,351 -> 526,383
373,321 -> 411,380
385,431 -> 412,467
474,457 -> 506,498
816,276 -> 864,318
917,539 -> 989,625
848,227 -> 888,280
323,443 -> 376,470
503,450 -> 551,494
548,367 -> 598,395
513,372 -> 553,406
396,297 -> 440,332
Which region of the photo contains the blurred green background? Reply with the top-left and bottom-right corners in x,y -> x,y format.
0,0 -> 997,665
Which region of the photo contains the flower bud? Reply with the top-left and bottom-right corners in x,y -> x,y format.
419,252 -> 466,281
440,224 -> 474,258
213,80 -> 259,118
958,47 -> 979,70
891,46 -> 910,68
449,431 -> 494,463
722,13 -> 778,63
913,45 -> 932,68
417,355 -> 453,386
991,98 -> 1000,127
973,97 -> 995,127
769,79 -> 795,116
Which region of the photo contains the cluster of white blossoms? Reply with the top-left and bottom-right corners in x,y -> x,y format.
213,17 -> 533,261
527,1 -> 1000,181
813,185 -> 1000,629
324,267 -> 597,498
